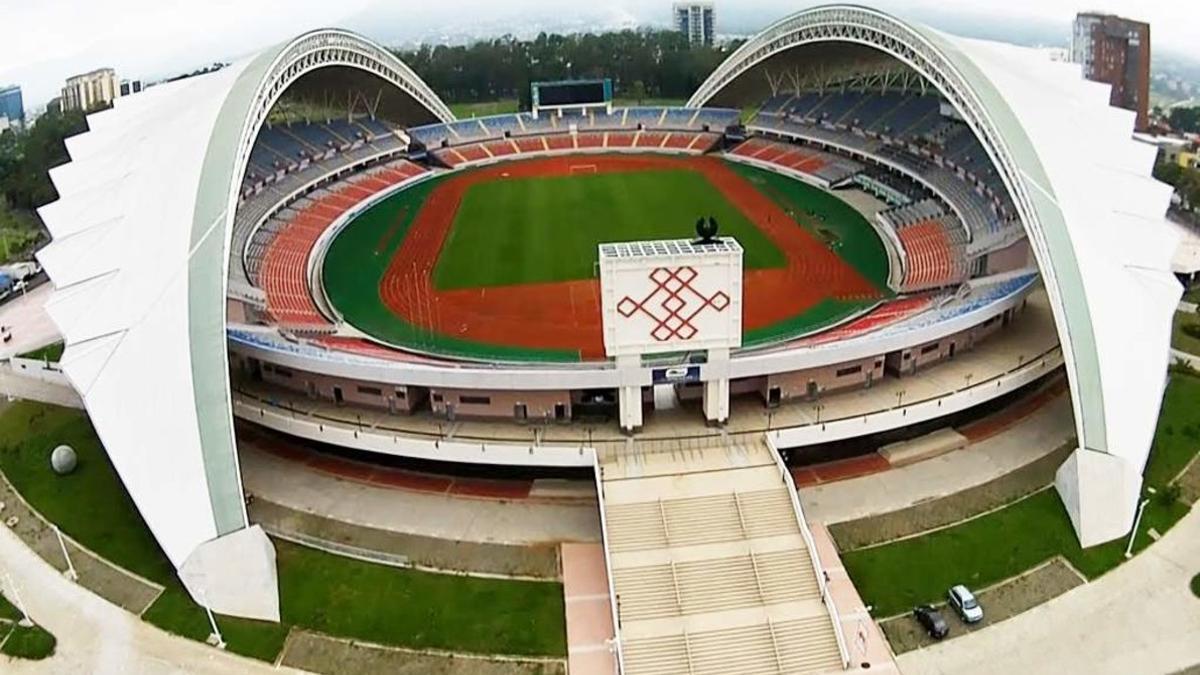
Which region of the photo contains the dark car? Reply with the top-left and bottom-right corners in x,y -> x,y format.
913,604 -> 949,639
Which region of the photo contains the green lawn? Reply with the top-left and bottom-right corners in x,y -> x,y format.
0,401 -> 567,661
1173,311 -> 1200,355
433,166 -> 786,290
842,373 -> 1200,618
16,342 -> 64,363
0,623 -> 56,660
449,100 -> 520,118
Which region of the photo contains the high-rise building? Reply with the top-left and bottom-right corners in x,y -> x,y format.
1071,12 -> 1151,131
0,85 -> 24,129
673,1 -> 715,47
120,79 -> 144,97
62,68 -> 119,112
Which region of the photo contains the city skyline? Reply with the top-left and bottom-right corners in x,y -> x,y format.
2,0 -> 1197,112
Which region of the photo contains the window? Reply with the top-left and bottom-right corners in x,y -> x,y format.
272,366 -> 293,378
460,395 -> 491,405
394,388 -> 406,400
357,386 -> 383,396
432,394 -> 444,403
835,365 -> 862,377
920,343 -> 940,355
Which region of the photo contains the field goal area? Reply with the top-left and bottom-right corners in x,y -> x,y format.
569,164 -> 598,175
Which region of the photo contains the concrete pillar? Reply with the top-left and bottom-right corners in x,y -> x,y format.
702,348 -> 731,426
180,525 -> 279,621
1055,447 -> 1142,547
616,354 -> 643,433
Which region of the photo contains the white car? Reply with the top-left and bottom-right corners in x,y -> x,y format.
947,584 -> 984,623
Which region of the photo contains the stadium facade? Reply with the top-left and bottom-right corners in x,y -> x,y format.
36,6 -> 1178,622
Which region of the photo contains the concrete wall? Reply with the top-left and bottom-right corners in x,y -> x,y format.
430,387 -> 572,421
985,239 -> 1032,275
885,303 -> 1020,376
256,360 -> 420,414
762,355 -> 884,403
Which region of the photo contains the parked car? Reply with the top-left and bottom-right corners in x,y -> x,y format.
913,604 -> 949,639
947,584 -> 984,623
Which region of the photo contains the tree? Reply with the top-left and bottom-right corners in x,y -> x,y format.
629,80 -> 647,104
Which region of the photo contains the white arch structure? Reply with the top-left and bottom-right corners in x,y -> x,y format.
37,29 -> 454,619
689,5 -> 1180,546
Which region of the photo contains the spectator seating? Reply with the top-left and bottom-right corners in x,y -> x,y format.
896,218 -> 968,291
430,131 -> 721,168
251,160 -> 426,330
727,138 -> 863,186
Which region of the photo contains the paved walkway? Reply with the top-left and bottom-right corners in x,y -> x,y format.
561,543 -> 617,675
0,366 -> 82,409
239,438 -> 602,545
0,521 -> 306,675
897,503 -> 1200,674
0,283 -> 59,361
799,392 -> 1075,524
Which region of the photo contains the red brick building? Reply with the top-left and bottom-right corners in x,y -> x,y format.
1071,13 -> 1151,131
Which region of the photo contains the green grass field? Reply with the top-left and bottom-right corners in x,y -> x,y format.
433,168 -> 786,290
0,401 -> 567,661
842,373 -> 1200,618
323,158 -> 891,360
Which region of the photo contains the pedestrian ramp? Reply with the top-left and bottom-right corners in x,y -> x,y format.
594,436 -> 848,675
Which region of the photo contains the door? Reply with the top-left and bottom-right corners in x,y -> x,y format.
514,403 -> 528,421
554,403 -> 567,421
949,342 -> 957,359
806,380 -> 818,400
767,387 -> 782,408
332,386 -> 344,405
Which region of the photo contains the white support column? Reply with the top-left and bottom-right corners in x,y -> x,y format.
1055,447 -> 1142,548
703,348 -> 731,426
616,354 -> 643,433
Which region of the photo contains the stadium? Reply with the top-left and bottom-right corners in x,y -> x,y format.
32,5 -> 1180,673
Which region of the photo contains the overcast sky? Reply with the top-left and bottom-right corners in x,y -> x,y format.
1,0 -> 1195,110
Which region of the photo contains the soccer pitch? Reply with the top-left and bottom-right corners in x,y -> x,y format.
432,168 -> 787,290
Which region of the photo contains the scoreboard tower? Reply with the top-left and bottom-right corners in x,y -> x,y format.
531,78 -> 613,119
598,238 -> 744,432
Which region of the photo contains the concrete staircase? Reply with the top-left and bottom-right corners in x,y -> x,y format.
596,437 -> 846,675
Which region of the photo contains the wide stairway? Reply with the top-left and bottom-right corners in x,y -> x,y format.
597,437 -> 845,675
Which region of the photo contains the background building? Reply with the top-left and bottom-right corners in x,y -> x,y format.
0,85 -> 24,129
1071,12 -> 1151,130
120,79 -> 143,97
62,68 -> 119,112
673,1 -> 715,47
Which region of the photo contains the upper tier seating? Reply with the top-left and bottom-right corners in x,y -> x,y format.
727,138 -> 863,186
407,107 -> 740,150
431,131 -> 720,168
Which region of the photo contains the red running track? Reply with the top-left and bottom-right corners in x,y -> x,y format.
378,154 -> 881,359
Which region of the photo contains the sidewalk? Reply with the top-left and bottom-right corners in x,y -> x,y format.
0,520 -> 306,675
0,284 -> 59,361
897,502 -> 1200,674
239,439 -> 602,545
799,392 -> 1075,524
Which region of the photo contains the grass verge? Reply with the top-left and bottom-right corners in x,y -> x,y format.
0,401 -> 567,662
15,342 -> 64,363
1,623 -> 56,660
1173,311 -> 1200,355
842,373 -> 1200,618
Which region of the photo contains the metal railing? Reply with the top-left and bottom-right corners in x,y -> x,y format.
764,433 -> 851,670
590,454 -> 626,675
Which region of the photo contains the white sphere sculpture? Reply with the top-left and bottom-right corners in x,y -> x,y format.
50,445 -> 77,475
